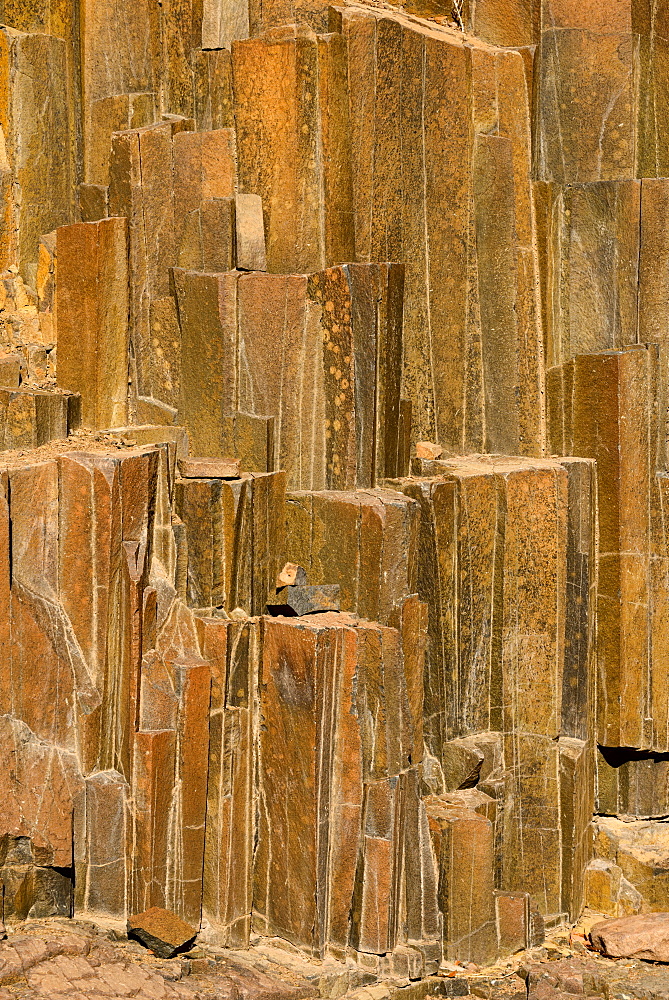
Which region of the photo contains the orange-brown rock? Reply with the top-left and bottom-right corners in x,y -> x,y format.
238,264 -> 404,488
55,219 -> 129,429
590,913 -> 669,962
425,797 -> 496,966
282,489 -> 419,625
548,346 -> 658,749
171,262 -> 404,487
197,615 -> 258,946
536,29 -> 637,184
127,906 -> 197,958
233,26 -> 353,273
5,0 -> 669,965
74,770 -> 131,918
0,27 -> 75,280
175,469 -> 285,615
343,10 -> 541,452
255,611 -> 433,961
399,455 -> 595,755
0,388 -> 79,449
0,716 -> 83,872
178,457 -> 240,479
131,730 -> 176,915
539,181 -> 641,367
494,891 -> 531,956
235,193 -> 267,271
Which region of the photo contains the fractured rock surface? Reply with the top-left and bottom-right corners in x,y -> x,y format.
0,0 -> 669,986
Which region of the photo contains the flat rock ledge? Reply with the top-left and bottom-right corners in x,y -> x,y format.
6,917 -> 669,1000
0,919 -> 468,1000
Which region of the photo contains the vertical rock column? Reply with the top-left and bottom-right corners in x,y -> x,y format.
342,12 -> 543,453
0,27 -> 75,281
254,610 -> 437,967
232,25 -> 354,274
55,218 -> 129,429
548,346 -> 660,750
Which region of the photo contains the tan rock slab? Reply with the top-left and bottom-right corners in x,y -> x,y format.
221,412 -> 275,474
178,457 -> 241,479
425,798 -> 496,966
127,907 -> 197,959
233,26 -> 353,273
415,442 -> 442,460
235,193 -> 267,271
0,355 -> 20,388
173,269 -> 237,458
537,28 -> 637,184
591,912 -> 669,962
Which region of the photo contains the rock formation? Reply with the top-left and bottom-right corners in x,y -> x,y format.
0,0 -> 667,982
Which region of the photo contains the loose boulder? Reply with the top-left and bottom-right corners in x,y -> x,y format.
590,912 -> 669,962
127,907 -> 197,959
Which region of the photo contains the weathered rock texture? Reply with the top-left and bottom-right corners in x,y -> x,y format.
0,0 -> 666,979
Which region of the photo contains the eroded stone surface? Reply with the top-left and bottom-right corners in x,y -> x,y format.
3,0 -> 669,984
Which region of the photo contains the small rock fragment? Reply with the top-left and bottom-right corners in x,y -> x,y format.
277,562 -> 307,587
267,584 -> 340,616
590,911 -> 669,962
178,457 -> 241,479
415,440 -> 443,459
442,738 -> 484,791
127,907 -> 197,959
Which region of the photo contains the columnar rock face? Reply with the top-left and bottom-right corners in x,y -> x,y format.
0,27 -> 75,281
0,0 -> 668,977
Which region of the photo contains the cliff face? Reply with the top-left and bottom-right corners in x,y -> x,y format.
0,0 -> 665,973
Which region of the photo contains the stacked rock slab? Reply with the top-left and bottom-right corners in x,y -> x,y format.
2,0 -> 669,977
